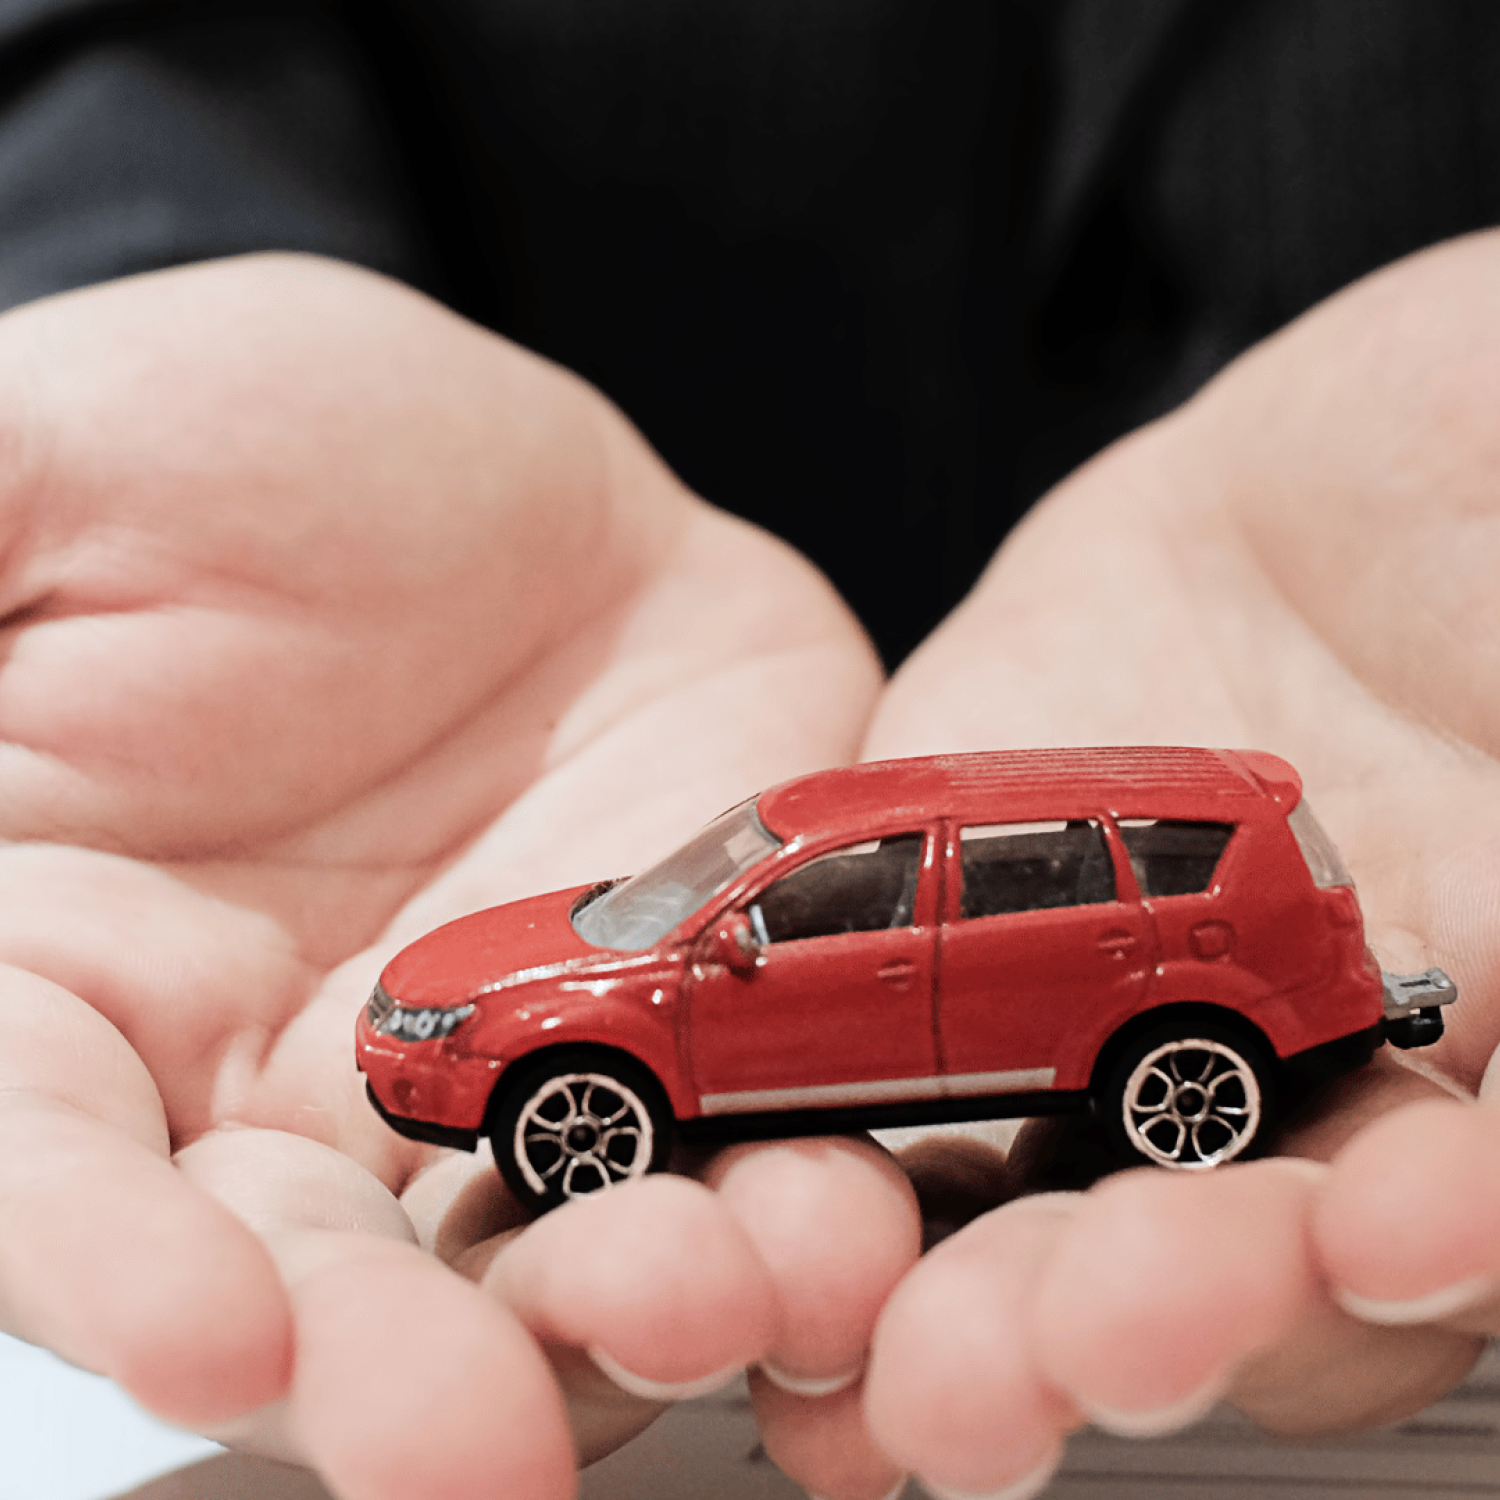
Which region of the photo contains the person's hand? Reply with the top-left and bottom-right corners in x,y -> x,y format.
0,253 -> 922,1499
780,229 -> 1500,1499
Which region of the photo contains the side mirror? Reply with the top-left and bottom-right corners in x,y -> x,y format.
708,912 -> 760,975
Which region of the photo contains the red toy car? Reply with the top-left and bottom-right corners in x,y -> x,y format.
357,748 -> 1454,1209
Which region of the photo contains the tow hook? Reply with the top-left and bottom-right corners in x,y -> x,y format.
1381,967 -> 1458,1050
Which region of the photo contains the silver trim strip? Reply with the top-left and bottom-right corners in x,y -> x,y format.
945,1067 -> 1057,1097
700,1067 -> 1057,1116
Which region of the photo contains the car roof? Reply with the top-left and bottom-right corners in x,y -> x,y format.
755,748 -> 1300,841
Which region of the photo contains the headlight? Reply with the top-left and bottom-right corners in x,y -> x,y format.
366,982 -> 396,1029
369,985 -> 475,1043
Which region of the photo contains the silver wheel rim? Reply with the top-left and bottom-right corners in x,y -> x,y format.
514,1071 -> 654,1199
1121,1037 -> 1261,1169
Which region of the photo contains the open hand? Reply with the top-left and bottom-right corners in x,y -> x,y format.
811,231 -> 1500,1499
0,255 -> 920,1500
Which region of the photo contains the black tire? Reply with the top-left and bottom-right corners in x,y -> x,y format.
1103,1022 -> 1275,1171
489,1050 -> 674,1211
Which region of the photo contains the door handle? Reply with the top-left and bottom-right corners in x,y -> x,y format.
1097,930 -> 1139,958
877,960 -> 917,991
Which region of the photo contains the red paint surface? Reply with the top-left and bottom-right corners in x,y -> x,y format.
356,748 -> 1385,1144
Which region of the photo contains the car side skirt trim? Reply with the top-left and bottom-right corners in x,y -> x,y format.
678,1087 -> 1089,1145
699,1067 -> 1057,1117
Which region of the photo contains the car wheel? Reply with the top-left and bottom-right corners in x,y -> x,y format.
490,1051 -> 673,1211
1105,1024 -> 1273,1170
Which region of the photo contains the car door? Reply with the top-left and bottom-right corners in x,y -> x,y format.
936,818 -> 1157,1094
1115,815 -> 1240,968
685,830 -> 939,1116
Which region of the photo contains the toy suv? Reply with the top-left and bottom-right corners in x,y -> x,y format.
357,748 -> 1455,1209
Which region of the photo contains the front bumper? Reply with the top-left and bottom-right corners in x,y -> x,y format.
356,1005 -> 500,1146
365,1082 -> 480,1152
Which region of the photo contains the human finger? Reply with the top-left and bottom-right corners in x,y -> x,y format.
750,1371 -> 906,1500
414,1138 -> 918,1472
287,1235 -> 574,1500
863,1194 -> 1081,1500
1224,1087 -> 1489,1433
1028,1161 -> 1321,1434
1312,1094 -> 1500,1331
0,966 -> 290,1425
482,1175 -> 777,1403
177,1127 -> 576,1500
1227,1271 -> 1482,1436
703,1137 -> 922,1394
692,1139 -> 921,1500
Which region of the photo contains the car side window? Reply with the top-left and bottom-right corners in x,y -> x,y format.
1117,819 -> 1235,897
750,834 -> 924,944
959,820 -> 1115,918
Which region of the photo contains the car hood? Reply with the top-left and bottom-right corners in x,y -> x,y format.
379,884 -> 609,1006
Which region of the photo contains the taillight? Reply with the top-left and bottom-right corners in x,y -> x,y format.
1323,885 -> 1362,930
1288,799 -> 1355,889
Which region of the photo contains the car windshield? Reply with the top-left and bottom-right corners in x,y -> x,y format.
571,799 -> 782,951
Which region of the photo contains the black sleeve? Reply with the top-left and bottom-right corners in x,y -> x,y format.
0,1 -> 430,311
11,0 -> 1497,671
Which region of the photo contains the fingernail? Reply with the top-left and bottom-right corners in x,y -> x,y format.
1335,1273 -> 1496,1326
920,1447 -> 1060,1500
761,1359 -> 864,1397
1264,1156 -> 1327,1186
587,1345 -> 742,1401
1083,1370 -> 1226,1437
806,1480 -> 908,1500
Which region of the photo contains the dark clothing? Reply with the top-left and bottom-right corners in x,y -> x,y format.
1,1 -> 1497,664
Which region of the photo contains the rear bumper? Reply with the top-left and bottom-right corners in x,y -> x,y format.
1282,1021 -> 1385,1088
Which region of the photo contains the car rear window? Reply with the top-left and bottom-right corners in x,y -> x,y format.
1117,819 -> 1234,897
959,820 -> 1115,917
